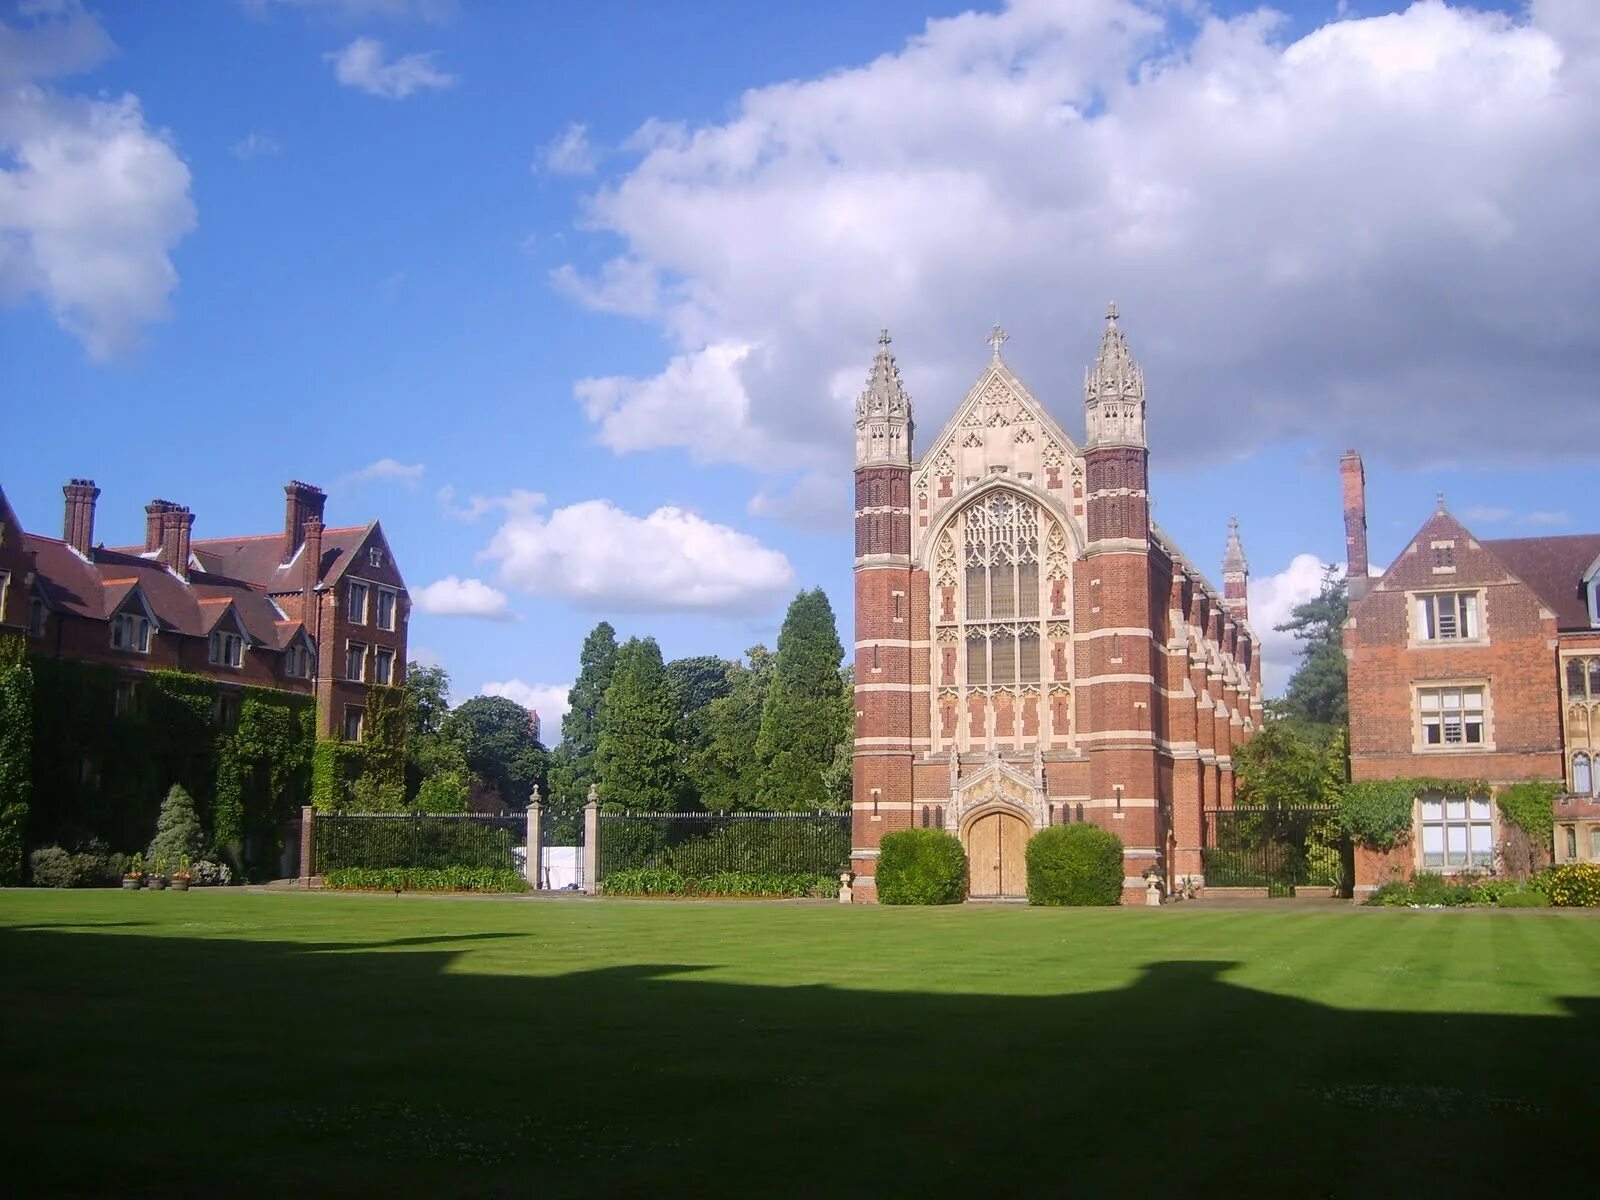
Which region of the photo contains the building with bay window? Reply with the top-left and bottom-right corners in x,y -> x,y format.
0,478 -> 409,743
1340,451 -> 1600,889
850,309 -> 1262,902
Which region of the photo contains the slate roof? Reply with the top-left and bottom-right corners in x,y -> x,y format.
1483,533 -> 1600,631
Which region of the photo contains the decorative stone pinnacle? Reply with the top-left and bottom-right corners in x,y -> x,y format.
1106,300 -> 1118,324
987,323 -> 1008,361
1223,516 -> 1248,575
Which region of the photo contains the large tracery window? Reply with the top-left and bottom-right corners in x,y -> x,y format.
962,492 -> 1043,686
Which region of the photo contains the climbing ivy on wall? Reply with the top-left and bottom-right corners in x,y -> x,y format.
361,684 -> 406,788
1338,777 -> 1491,849
24,660 -> 315,879
1496,781 -> 1560,856
0,634 -> 33,885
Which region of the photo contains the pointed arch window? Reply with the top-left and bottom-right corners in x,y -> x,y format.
1575,753 -> 1593,797
958,491 -> 1047,688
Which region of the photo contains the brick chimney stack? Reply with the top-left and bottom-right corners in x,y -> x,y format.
1340,449 -> 1370,601
62,479 -> 100,557
144,500 -> 171,552
284,481 -> 327,563
159,504 -> 194,580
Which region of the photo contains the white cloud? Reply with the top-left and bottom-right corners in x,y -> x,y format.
327,36 -> 453,99
555,0 -> 1600,520
413,575 -> 516,621
539,122 -> 598,175
339,457 -> 424,488
229,132 -> 281,159
1522,510 -> 1570,526
1461,504 -> 1513,524
1247,553 -> 1333,697
479,496 -> 796,616
0,2 -> 197,360
481,679 -> 571,731
437,484 -> 543,521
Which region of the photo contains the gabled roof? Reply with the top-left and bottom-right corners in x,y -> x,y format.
915,357 -> 1082,470
1482,533 -> 1600,631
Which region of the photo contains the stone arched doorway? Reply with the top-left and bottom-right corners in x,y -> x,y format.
965,809 -> 1030,899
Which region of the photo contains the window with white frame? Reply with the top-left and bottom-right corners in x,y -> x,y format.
1415,591 -> 1480,641
208,629 -> 245,668
1419,794 -> 1493,870
343,705 -> 365,741
345,642 -> 367,682
1574,753 -> 1594,797
376,588 -> 397,631
27,596 -> 46,638
284,641 -> 312,679
373,647 -> 394,685
347,581 -> 369,624
1418,685 -> 1486,747
111,611 -> 152,654
368,546 -> 384,569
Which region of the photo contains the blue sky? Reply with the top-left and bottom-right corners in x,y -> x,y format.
3,0 -> 1595,727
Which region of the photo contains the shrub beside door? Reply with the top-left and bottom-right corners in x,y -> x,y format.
876,829 -> 967,905
1025,824 -> 1125,906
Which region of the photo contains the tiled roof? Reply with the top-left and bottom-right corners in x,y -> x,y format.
1483,533 -> 1600,631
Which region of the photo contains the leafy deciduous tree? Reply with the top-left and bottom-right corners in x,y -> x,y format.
596,637 -> 679,812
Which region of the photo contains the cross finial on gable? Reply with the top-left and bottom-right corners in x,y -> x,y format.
987,323 -> 1008,361
1436,491 -> 1447,513
878,328 -> 891,348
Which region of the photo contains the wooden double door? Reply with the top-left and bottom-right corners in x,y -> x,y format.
966,811 -> 1030,898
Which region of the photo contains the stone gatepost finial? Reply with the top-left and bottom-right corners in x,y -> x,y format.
587,783 -> 599,804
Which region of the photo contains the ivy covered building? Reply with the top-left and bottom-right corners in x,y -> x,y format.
850,308 -> 1263,902
0,478 -> 409,871
1340,451 -> 1600,890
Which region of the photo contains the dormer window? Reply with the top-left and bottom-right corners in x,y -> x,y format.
111,612 -> 152,654
209,629 -> 245,668
284,640 -> 313,679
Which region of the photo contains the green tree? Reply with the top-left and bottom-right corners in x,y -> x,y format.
442,695 -> 547,810
148,783 -> 206,868
595,637 -> 680,812
1235,721 -> 1345,811
1272,566 -> 1349,732
401,661 -> 470,801
756,588 -> 849,811
683,646 -> 774,811
547,622 -> 618,804
667,654 -> 737,809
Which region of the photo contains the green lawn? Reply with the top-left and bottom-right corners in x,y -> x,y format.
3,892 -> 1597,1198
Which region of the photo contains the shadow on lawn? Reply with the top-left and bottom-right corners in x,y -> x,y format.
2,923 -> 1595,1199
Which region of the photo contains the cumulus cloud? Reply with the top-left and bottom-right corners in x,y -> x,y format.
0,2 -> 196,359
339,457 -> 424,488
555,0 -> 1600,522
479,496 -> 796,615
327,36 -> 453,98
413,576 -> 516,620
481,679 -> 572,731
539,122 -> 598,175
1247,553 -> 1333,697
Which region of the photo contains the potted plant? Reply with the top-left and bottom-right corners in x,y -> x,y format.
170,855 -> 193,892
122,853 -> 146,890
148,854 -> 169,891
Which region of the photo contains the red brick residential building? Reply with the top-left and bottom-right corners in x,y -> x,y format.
0,478 -> 408,741
851,310 -> 1262,902
1340,451 -> 1600,891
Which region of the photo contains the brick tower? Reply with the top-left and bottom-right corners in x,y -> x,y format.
1078,303 -> 1160,892
851,330 -> 915,900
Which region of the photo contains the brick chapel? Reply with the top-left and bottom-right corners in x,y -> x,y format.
850,307 -> 1262,902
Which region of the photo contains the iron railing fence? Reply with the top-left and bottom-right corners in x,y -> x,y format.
314,812 -> 525,874
1201,805 -> 1346,895
596,810 -> 850,881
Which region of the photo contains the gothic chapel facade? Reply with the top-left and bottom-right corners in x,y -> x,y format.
851,309 -> 1262,902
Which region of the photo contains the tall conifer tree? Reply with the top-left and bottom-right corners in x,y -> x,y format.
756,589 -> 849,811
547,621 -> 618,803
596,637 -> 680,812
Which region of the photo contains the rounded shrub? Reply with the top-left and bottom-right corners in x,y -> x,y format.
876,828 -> 966,905
1025,824 -> 1125,906
1536,862 -> 1600,907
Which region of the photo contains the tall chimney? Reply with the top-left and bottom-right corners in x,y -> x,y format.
145,499 -> 174,552
283,481 -> 327,563
302,515 -> 324,673
160,504 -> 194,580
1340,449 -> 1370,600
62,479 -> 100,557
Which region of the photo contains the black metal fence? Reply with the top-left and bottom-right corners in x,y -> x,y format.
314,812 -> 525,874
596,810 -> 850,881
538,803 -> 585,892
1202,805 -> 1347,896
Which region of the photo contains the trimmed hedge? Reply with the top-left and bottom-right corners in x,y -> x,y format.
601,867 -> 838,898
1025,824 -> 1124,906
322,866 -> 527,893
876,828 -> 966,905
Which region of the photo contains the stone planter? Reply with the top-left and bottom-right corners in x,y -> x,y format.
122,876 -> 144,890
170,877 -> 191,892
148,876 -> 168,891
